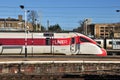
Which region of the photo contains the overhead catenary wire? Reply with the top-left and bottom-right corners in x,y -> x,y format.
0,6 -> 119,8
0,5 -> 119,28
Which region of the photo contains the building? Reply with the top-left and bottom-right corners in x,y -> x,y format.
88,23 -> 120,38
0,15 -> 33,31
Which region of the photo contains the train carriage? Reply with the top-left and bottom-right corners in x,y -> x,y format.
94,38 -> 120,55
0,32 -> 107,56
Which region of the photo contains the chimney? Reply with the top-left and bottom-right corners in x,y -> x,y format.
18,15 -> 22,21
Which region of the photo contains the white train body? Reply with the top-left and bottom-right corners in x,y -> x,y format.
94,38 -> 120,55
0,32 -> 107,56
106,39 -> 120,49
95,39 -> 120,49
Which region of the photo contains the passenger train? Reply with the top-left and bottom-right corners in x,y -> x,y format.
0,32 -> 107,56
94,38 -> 120,55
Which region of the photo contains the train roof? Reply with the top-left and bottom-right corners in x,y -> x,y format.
0,31 -> 87,38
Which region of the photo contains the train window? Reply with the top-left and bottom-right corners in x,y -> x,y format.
46,38 -> 51,45
109,41 -> 112,45
109,40 -> 120,45
96,41 -> 101,44
71,38 -> 75,44
44,33 -> 54,37
80,37 -> 91,42
116,41 -> 120,45
97,44 -> 102,48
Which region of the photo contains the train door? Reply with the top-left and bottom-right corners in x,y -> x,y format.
45,38 -> 52,53
70,37 -> 79,54
44,33 -> 54,54
32,33 -> 52,54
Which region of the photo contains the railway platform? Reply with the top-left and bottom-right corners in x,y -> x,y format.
0,55 -> 119,80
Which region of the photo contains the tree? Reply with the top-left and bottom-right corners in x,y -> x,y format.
27,10 -> 39,31
73,26 -> 83,33
73,20 -> 85,33
73,19 -> 91,35
41,26 -> 46,31
48,24 -> 62,32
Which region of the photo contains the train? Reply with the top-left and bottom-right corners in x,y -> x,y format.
94,38 -> 120,55
0,32 -> 107,56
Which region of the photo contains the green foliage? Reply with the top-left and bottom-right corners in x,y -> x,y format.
73,27 -> 83,33
48,24 -> 62,32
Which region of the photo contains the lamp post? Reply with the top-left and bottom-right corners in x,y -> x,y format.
116,10 -> 120,37
116,10 -> 120,12
85,19 -> 88,35
84,19 -> 88,35
20,5 -> 29,58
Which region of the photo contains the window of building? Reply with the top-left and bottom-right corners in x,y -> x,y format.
100,27 -> 104,29
106,33 -> 108,35
100,34 -> 104,36
1,24 -> 4,27
105,30 -> 108,32
8,23 -> 12,27
100,30 -> 104,32
105,27 -> 109,29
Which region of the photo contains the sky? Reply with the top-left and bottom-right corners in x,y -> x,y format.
0,0 -> 120,30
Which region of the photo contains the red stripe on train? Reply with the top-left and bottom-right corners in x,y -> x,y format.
0,38 -> 71,46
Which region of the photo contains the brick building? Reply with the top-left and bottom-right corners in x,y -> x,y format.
88,23 -> 120,38
0,15 -> 33,31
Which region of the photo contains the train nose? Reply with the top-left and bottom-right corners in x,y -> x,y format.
97,48 -> 107,57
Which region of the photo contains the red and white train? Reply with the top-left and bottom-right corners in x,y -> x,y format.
0,32 -> 107,56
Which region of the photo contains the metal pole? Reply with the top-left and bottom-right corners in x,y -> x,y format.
47,20 -> 49,31
39,12 -> 42,31
35,19 -> 37,31
85,19 -> 88,35
20,5 -> 28,58
86,21 -> 87,35
25,10 -> 27,58
83,19 -> 88,35
116,10 -> 120,38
